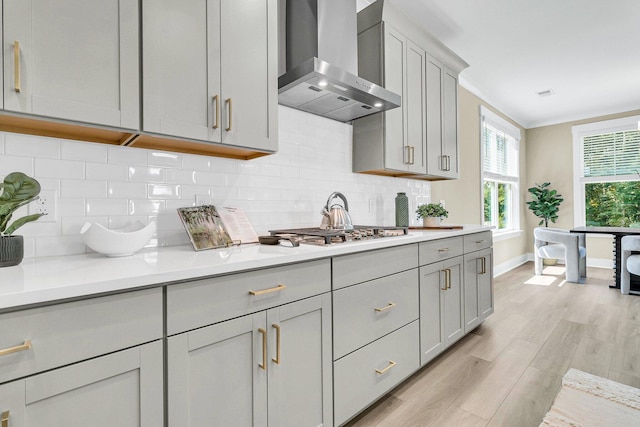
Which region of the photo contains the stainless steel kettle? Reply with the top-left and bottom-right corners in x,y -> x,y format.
321,192 -> 354,231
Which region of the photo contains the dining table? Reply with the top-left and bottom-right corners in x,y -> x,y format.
570,226 -> 640,293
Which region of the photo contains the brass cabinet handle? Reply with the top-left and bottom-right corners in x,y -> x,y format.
0,339 -> 32,357
375,360 -> 396,375
447,268 -> 452,289
1,410 -> 9,427
410,146 -> 415,165
440,269 -> 448,291
14,41 -> 20,93
212,95 -> 220,129
272,324 -> 281,364
374,302 -> 397,312
480,257 -> 487,275
258,328 -> 267,370
438,248 -> 450,252
475,239 -> 487,244
404,146 -> 411,164
249,284 -> 286,296
225,98 -> 232,131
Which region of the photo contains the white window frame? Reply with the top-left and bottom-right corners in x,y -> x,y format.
480,106 -> 521,239
572,114 -> 640,227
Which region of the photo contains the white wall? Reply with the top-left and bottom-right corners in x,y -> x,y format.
0,106 -> 430,258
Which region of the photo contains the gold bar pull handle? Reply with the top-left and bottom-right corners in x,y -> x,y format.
272,324 -> 281,364
404,146 -> 411,164
440,270 -> 448,291
480,257 -> 487,275
225,98 -> 232,131
374,302 -> 397,312
0,339 -> 32,357
258,328 -> 267,370
444,268 -> 451,290
410,146 -> 415,165
438,248 -> 451,253
375,360 -> 396,375
212,95 -> 219,129
1,410 -> 9,427
14,41 -> 20,93
249,284 -> 286,296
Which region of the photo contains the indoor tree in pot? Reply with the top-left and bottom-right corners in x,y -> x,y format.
416,202 -> 448,227
527,182 -> 563,227
0,172 -> 46,267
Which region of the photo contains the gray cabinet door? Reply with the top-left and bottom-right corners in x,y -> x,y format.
406,40 -> 426,174
142,0 -> 220,142
4,0 -> 139,129
442,256 -> 464,346
0,341 -> 163,427
167,312 -> 268,427
382,24 -> 407,172
267,294 -> 333,427
419,261 -> 445,365
425,55 -> 444,177
219,0 -> 277,151
464,248 -> 494,333
441,68 -> 460,178
478,249 -> 494,319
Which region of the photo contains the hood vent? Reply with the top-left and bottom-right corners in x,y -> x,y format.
278,0 -> 401,122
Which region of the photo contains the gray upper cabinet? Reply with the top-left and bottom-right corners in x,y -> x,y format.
353,0 -> 467,180
3,0 -> 140,130
143,0 -> 277,153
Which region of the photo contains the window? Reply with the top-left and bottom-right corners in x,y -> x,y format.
573,115 -> 640,227
481,106 -> 521,234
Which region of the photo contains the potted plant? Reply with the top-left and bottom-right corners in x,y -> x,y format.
0,172 -> 46,267
416,203 -> 448,227
527,182 -> 563,227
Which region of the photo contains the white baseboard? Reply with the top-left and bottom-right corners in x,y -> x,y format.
496,253 -> 612,278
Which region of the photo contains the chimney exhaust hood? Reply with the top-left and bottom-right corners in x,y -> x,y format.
278,0 -> 401,122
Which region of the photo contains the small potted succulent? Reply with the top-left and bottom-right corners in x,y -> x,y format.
416,203 -> 448,227
0,172 -> 46,267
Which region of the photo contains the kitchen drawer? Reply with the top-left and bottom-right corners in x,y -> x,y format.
0,288 -> 162,384
333,269 -> 419,359
166,259 -> 331,335
464,231 -> 493,252
334,320 -> 419,426
419,236 -> 463,265
333,244 -> 418,290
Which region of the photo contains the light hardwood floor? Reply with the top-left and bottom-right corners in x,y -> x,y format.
345,262 -> 640,427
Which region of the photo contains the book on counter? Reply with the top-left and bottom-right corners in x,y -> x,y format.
177,205 -> 258,251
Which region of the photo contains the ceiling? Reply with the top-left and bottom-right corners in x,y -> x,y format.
357,0 -> 640,129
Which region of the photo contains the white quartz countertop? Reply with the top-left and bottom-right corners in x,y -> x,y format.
0,225 -> 492,311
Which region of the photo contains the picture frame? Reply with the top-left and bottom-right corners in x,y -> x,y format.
177,205 -> 234,251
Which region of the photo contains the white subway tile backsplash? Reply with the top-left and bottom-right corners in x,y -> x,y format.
62,179 -> 107,198
61,140 -> 108,162
108,181 -> 147,199
5,133 -> 60,158
35,158 -> 84,179
129,166 -> 164,183
3,106 -> 430,259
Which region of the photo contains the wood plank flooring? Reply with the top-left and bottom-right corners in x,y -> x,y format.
344,262 -> 640,427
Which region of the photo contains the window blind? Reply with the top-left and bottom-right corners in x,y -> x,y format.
583,130 -> 640,177
482,122 -> 519,182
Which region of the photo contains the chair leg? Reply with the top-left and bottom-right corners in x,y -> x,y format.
534,252 -> 542,275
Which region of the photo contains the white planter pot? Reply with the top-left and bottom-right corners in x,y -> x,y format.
423,217 -> 441,227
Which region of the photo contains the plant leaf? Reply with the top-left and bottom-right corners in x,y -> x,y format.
0,172 -> 41,202
5,213 -> 46,235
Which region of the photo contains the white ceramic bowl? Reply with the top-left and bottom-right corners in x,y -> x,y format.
80,221 -> 156,257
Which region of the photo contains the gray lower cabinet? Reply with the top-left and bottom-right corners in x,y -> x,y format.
0,340 -> 163,427
4,0 -> 140,129
464,247 -> 494,332
167,293 -> 333,427
143,0 -> 277,152
419,256 -> 464,365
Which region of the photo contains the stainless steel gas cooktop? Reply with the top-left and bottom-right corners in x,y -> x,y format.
268,226 -> 408,246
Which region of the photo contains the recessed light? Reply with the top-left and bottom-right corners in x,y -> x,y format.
374,102 -> 383,108
318,80 -> 328,87
536,89 -> 555,97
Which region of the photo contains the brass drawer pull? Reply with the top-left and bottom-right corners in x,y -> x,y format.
272,324 -> 281,364
480,257 -> 487,275
446,268 -> 452,289
225,98 -> 232,131
14,41 -> 20,93
475,239 -> 487,244
374,302 -> 397,312
0,339 -> 32,357
438,248 -> 450,252
375,360 -> 396,375
1,410 -> 9,427
258,328 -> 267,370
212,95 -> 220,129
249,284 -> 286,296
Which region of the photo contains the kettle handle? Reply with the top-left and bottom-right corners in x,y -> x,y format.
324,192 -> 349,212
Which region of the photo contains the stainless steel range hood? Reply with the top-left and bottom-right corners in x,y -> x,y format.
278,0 -> 400,122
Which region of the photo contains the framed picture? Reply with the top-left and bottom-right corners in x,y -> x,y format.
177,205 -> 234,251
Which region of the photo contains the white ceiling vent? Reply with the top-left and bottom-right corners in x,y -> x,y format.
536,89 -> 555,97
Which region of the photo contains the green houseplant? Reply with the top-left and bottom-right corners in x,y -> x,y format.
0,172 -> 46,267
527,182 -> 563,227
416,203 -> 448,227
